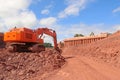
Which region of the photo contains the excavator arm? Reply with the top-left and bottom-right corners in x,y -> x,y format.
35,28 -> 58,49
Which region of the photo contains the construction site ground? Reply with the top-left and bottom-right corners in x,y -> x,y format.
44,31 -> 120,80
0,49 -> 65,80
45,54 -> 120,80
1,31 -> 120,80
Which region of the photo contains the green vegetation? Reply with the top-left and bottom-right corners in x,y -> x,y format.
44,43 -> 53,48
90,32 -> 95,36
74,34 -> 84,37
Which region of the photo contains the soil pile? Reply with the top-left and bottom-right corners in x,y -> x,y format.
63,31 -> 120,68
0,49 -> 65,80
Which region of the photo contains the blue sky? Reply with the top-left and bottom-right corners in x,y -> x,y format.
0,0 -> 120,42
30,0 -> 120,25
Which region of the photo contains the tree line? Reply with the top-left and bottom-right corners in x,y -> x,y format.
74,32 -> 95,37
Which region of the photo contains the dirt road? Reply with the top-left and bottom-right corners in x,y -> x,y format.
44,55 -> 120,80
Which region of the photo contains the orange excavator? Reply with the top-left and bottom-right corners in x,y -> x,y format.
4,27 -> 59,52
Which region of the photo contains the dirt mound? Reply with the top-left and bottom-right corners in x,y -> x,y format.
0,49 -> 65,80
63,31 -> 120,68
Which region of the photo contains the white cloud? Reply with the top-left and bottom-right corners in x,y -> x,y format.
58,0 -> 89,18
39,17 -> 57,27
42,34 -> 54,45
0,0 -> 31,18
45,4 -> 53,9
41,9 -> 49,15
41,3 -> 53,15
66,24 -> 109,35
113,24 -> 120,31
54,23 -> 117,41
3,11 -> 37,29
0,0 -> 37,32
61,23 -> 108,35
113,7 -> 120,13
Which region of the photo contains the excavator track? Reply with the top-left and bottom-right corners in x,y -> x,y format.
6,43 -> 45,52
6,44 -> 17,52
6,43 -> 29,52
30,44 -> 45,52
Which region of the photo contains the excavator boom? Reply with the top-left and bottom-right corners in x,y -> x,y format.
35,28 -> 57,49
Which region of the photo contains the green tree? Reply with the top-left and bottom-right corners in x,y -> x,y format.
44,43 -> 53,48
90,32 -> 95,36
74,34 -> 84,37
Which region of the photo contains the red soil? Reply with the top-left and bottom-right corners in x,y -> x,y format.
0,49 -> 65,80
43,31 -> 120,80
1,31 -> 120,80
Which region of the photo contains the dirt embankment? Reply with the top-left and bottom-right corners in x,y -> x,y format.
40,31 -> 120,80
63,31 -> 120,68
0,49 -> 65,80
